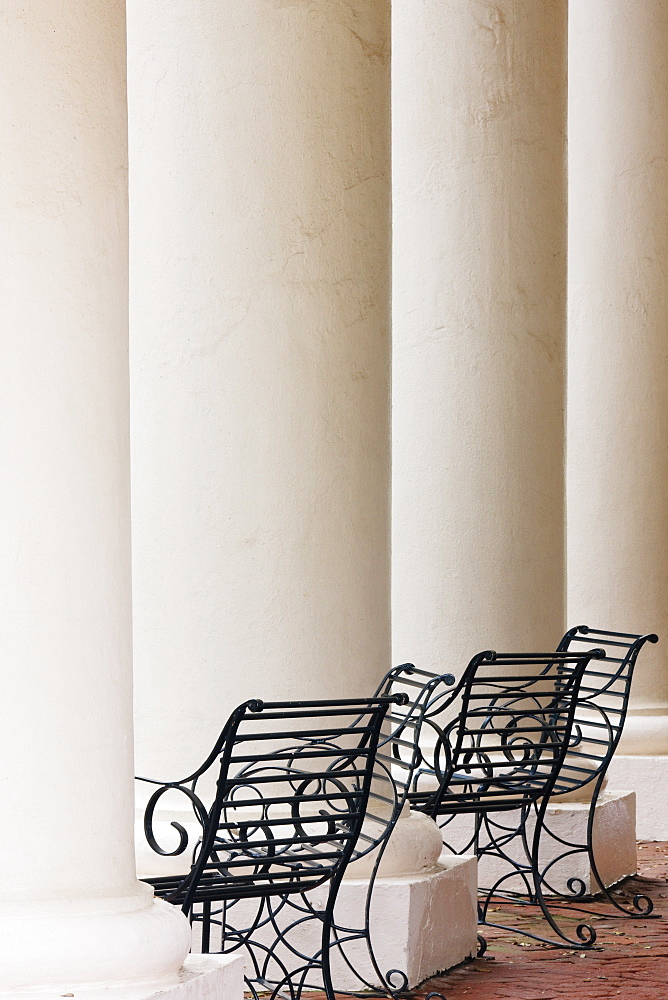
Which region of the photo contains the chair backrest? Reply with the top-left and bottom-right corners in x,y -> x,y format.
343,664 -> 456,862
140,696 -> 395,915
550,626 -> 658,796
408,649 -> 605,817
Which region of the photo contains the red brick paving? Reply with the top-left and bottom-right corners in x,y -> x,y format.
416,842 -> 668,1000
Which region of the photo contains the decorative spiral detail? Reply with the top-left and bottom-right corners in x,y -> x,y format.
576,922 -> 596,946
476,934 -> 488,957
633,893 -> 654,916
566,877 -> 588,899
143,782 -> 207,857
384,968 -> 409,993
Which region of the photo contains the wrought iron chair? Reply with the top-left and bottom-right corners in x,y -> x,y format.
402,648 -> 607,949
326,665 -> 458,995
537,626 -> 659,917
137,695 -> 399,1000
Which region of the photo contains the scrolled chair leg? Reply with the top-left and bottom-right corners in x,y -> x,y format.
535,789 -> 659,920
587,853 -> 657,918
470,809 -> 599,950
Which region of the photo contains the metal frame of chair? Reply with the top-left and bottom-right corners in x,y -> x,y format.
137,695 -> 401,1000
325,665 -> 457,996
536,626 -> 659,917
136,628 -> 655,990
402,648 -> 607,949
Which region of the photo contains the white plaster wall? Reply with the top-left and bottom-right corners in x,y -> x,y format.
392,1 -> 568,674
567,0 -> 668,752
128,1 -> 391,779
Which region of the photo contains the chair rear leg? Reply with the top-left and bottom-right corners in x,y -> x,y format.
201,900 -> 212,953
584,780 -> 658,918
529,799 -> 597,948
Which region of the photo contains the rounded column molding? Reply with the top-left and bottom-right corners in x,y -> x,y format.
345,808 -> 445,880
0,895 -> 190,992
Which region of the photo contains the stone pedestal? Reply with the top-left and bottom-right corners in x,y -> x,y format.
540,792 -> 637,895
332,857 -> 478,990
180,859 -> 477,993
137,807 -> 478,990
441,792 -> 636,897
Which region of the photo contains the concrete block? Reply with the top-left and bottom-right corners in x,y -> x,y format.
440,791 -> 636,897
605,755 -> 668,840
186,857 -> 478,992
332,855 -> 478,990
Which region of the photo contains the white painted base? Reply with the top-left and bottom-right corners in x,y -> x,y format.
605,755 -> 668,839
0,955 -> 244,1000
0,894 -> 191,993
541,791 -> 636,894
137,806 -> 477,990
187,857 -> 478,992
440,791 -> 636,897
332,855 -> 478,990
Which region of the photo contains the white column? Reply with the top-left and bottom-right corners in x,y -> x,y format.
0,2 -> 190,990
128,1 -> 391,778
392,1 -> 568,671
128,3 -> 477,978
568,1 -> 668,835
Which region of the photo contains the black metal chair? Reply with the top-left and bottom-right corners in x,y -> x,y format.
137,696 -> 399,1000
402,648 -> 607,949
325,665 -> 458,995
537,626 -> 659,916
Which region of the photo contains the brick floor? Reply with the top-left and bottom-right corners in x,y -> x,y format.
416,842 -> 668,1000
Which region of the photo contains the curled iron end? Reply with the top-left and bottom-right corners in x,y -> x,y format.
633,893 -> 655,916
384,968 -> 409,994
566,877 -> 588,899
576,922 -> 597,946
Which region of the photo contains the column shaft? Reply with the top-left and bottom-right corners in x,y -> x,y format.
128,0 -> 391,778
568,1 -> 668,757
0,1 -> 189,988
392,1 -> 568,671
